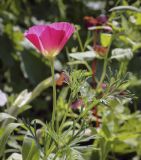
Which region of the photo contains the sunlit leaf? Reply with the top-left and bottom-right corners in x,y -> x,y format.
13,89 -> 32,108
69,51 -> 96,61
22,134 -> 40,160
111,48 -> 133,61
0,113 -> 16,122
0,123 -> 22,157
109,6 -> 141,12
100,33 -> 112,47
135,13 -> 141,25
7,153 -> 22,160
88,26 -> 112,31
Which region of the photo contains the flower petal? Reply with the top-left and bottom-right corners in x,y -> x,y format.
49,22 -> 75,51
39,26 -> 66,54
24,22 -> 75,58
25,34 -> 44,52
25,25 -> 46,36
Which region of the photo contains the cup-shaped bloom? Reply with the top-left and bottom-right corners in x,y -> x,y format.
24,22 -> 75,59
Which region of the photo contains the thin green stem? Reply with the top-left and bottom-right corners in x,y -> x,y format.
97,57 -> 108,89
76,30 -> 84,52
59,95 -> 72,132
84,31 -> 93,50
117,62 -> 124,78
67,60 -> 92,73
97,35 -> 112,89
50,58 -> 56,129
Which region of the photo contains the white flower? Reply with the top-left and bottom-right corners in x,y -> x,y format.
0,90 -> 7,107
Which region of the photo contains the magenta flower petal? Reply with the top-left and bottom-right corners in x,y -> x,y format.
25,34 -> 44,52
50,22 -> 75,51
25,25 -> 47,36
24,25 -> 47,52
39,26 -> 66,55
24,22 -> 75,58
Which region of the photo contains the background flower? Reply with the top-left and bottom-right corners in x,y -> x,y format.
0,90 -> 7,107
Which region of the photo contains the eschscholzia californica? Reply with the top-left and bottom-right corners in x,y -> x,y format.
25,22 -> 75,129
24,22 -> 75,59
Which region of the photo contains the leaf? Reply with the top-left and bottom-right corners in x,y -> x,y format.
69,51 -> 96,61
135,13 -> 141,25
22,134 -> 40,160
111,48 -> 133,61
121,16 -> 129,32
100,33 -> 112,47
30,75 -> 59,101
0,35 -> 14,67
68,149 -> 85,160
7,153 -> 22,160
109,6 -> 141,12
18,105 -> 32,115
0,113 -> 16,122
88,26 -> 112,31
20,50 -> 50,85
0,123 -> 22,157
99,138 -> 111,160
101,124 -> 111,139
13,89 -> 32,108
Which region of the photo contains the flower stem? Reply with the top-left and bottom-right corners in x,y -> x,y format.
97,39 -> 112,89
76,30 -> 84,52
50,58 -> 56,129
67,60 -> 92,72
97,57 -> 108,89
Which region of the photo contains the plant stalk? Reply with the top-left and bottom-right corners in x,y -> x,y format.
50,58 -> 56,129
76,30 -> 84,52
97,57 -> 108,89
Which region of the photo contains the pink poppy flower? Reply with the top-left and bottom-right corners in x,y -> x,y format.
24,22 -> 75,58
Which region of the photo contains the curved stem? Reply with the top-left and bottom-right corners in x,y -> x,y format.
50,58 -> 56,129
76,30 -> 84,52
